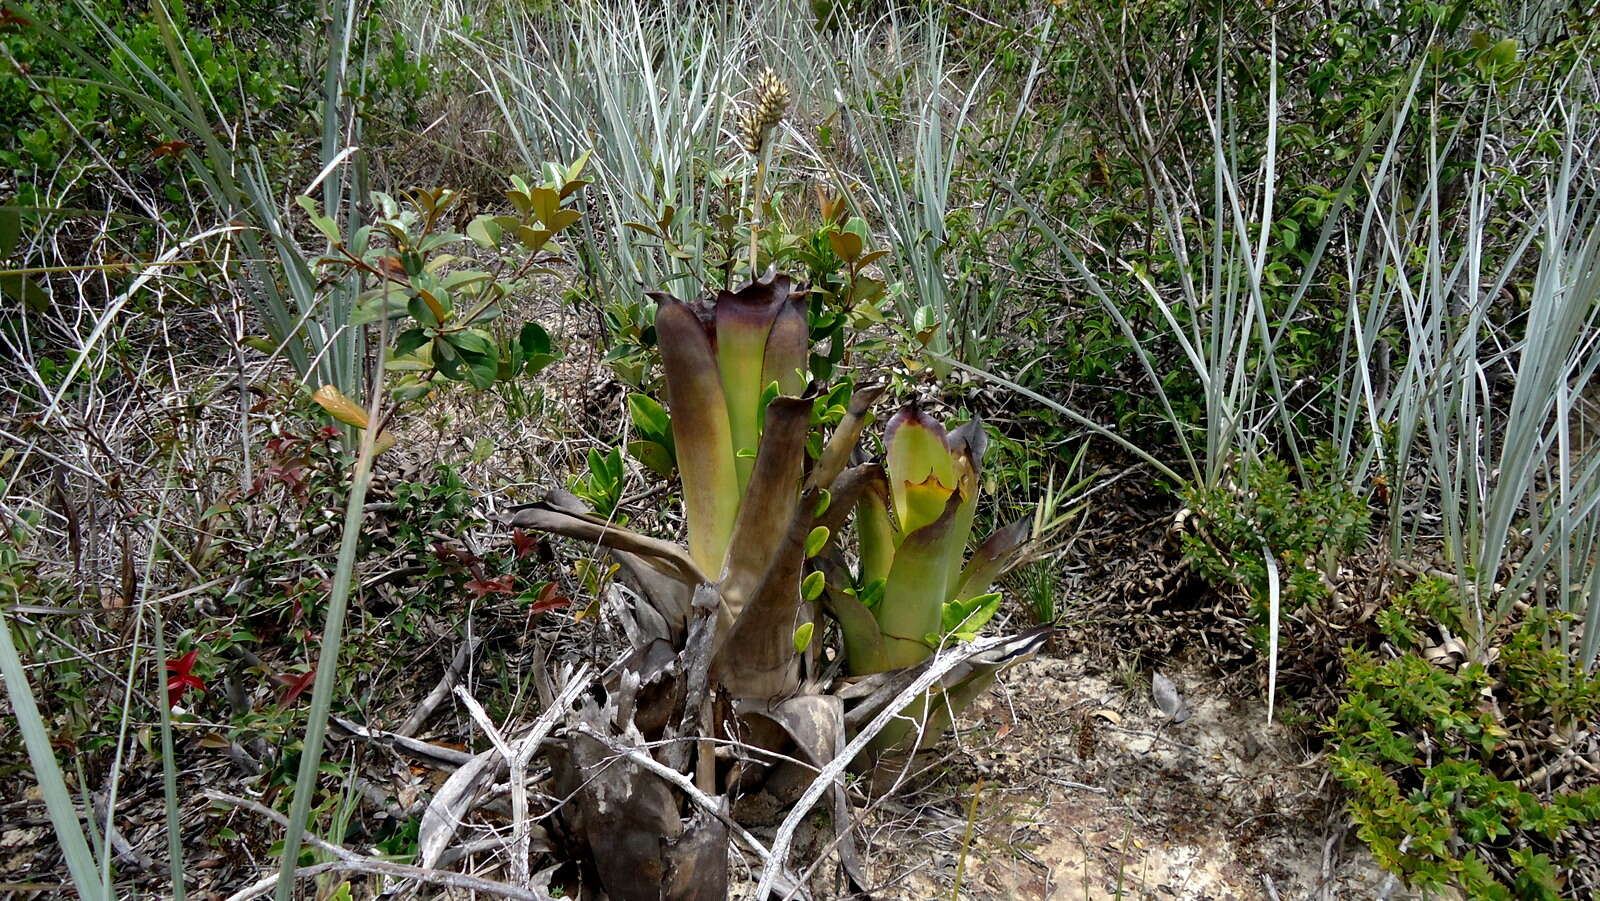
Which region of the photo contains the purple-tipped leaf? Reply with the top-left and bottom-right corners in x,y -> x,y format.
656,297 -> 740,575
714,275 -> 797,494
953,515 -> 1033,602
719,396 -> 812,624
942,419 -> 987,597
760,294 -> 809,398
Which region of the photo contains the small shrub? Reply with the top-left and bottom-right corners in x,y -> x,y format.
1182,446 -> 1370,623
1330,577 -> 1600,899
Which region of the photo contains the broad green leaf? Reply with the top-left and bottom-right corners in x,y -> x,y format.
442,269 -> 492,290
390,380 -> 435,404
295,194 -> 341,244
857,479 -> 896,583
466,215 -> 501,248
529,187 -> 560,225
514,225 -> 554,252
407,295 -> 440,329
825,584 -> 885,674
718,397 -> 811,622
456,347 -> 498,388
545,208 -> 581,232
760,297 -> 808,397
447,328 -> 495,358
874,491 -> 963,671
805,526 -> 830,558
626,439 -> 676,477
717,288 -> 782,493
0,206 -> 19,258
792,622 -> 814,654
626,393 -> 672,445
393,327 -> 429,358
885,406 -> 956,532
0,272 -> 50,313
942,592 -> 1001,638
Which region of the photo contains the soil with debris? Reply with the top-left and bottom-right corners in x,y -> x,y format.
839,654 -> 1412,901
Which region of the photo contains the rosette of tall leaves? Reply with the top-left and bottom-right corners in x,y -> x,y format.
649,272 -> 809,582
511,273 -> 841,699
826,405 -> 1032,675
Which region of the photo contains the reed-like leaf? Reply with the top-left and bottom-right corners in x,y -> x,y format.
0,601 -> 107,900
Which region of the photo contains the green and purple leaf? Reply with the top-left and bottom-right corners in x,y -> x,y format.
655,296 -> 740,574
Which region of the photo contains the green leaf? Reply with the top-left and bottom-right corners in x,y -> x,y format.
942,592 -> 1002,639
626,439 -> 676,477
407,295 -> 440,328
1,611 -> 106,899
514,225 -> 554,252
626,393 -> 672,444
528,186 -> 560,225
0,206 -> 19,259
0,272 -> 50,313
545,208 -> 581,232
792,622 -> 814,654
393,327 -> 429,358
352,292 -> 410,325
390,379 -> 434,405
801,571 -> 825,602
466,215 -> 502,248
295,194 -> 342,244
885,406 -> 956,532
459,349 -> 498,388
447,328 -> 495,358
804,526 -> 830,558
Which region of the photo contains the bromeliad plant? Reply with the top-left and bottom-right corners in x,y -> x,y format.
825,405 -> 1028,675
510,272 -> 1043,899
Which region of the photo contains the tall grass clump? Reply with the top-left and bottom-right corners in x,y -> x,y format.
58,0 -> 370,397
1350,106 -> 1600,666
458,0 -> 743,299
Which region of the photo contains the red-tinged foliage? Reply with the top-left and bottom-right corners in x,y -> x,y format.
148,140 -> 192,159
273,669 -> 317,706
465,574 -> 516,599
529,582 -> 571,613
512,528 -> 539,559
165,650 -> 205,707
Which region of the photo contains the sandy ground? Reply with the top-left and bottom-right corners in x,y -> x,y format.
849,654 -> 1411,901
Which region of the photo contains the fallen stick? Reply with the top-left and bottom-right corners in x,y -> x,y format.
206,791 -> 550,901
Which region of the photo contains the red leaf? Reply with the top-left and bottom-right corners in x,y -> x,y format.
465,574 -> 516,599
434,543 -> 482,568
272,668 -> 317,706
165,650 -> 206,707
511,529 -> 538,559
148,140 -> 191,159
529,582 -> 571,613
